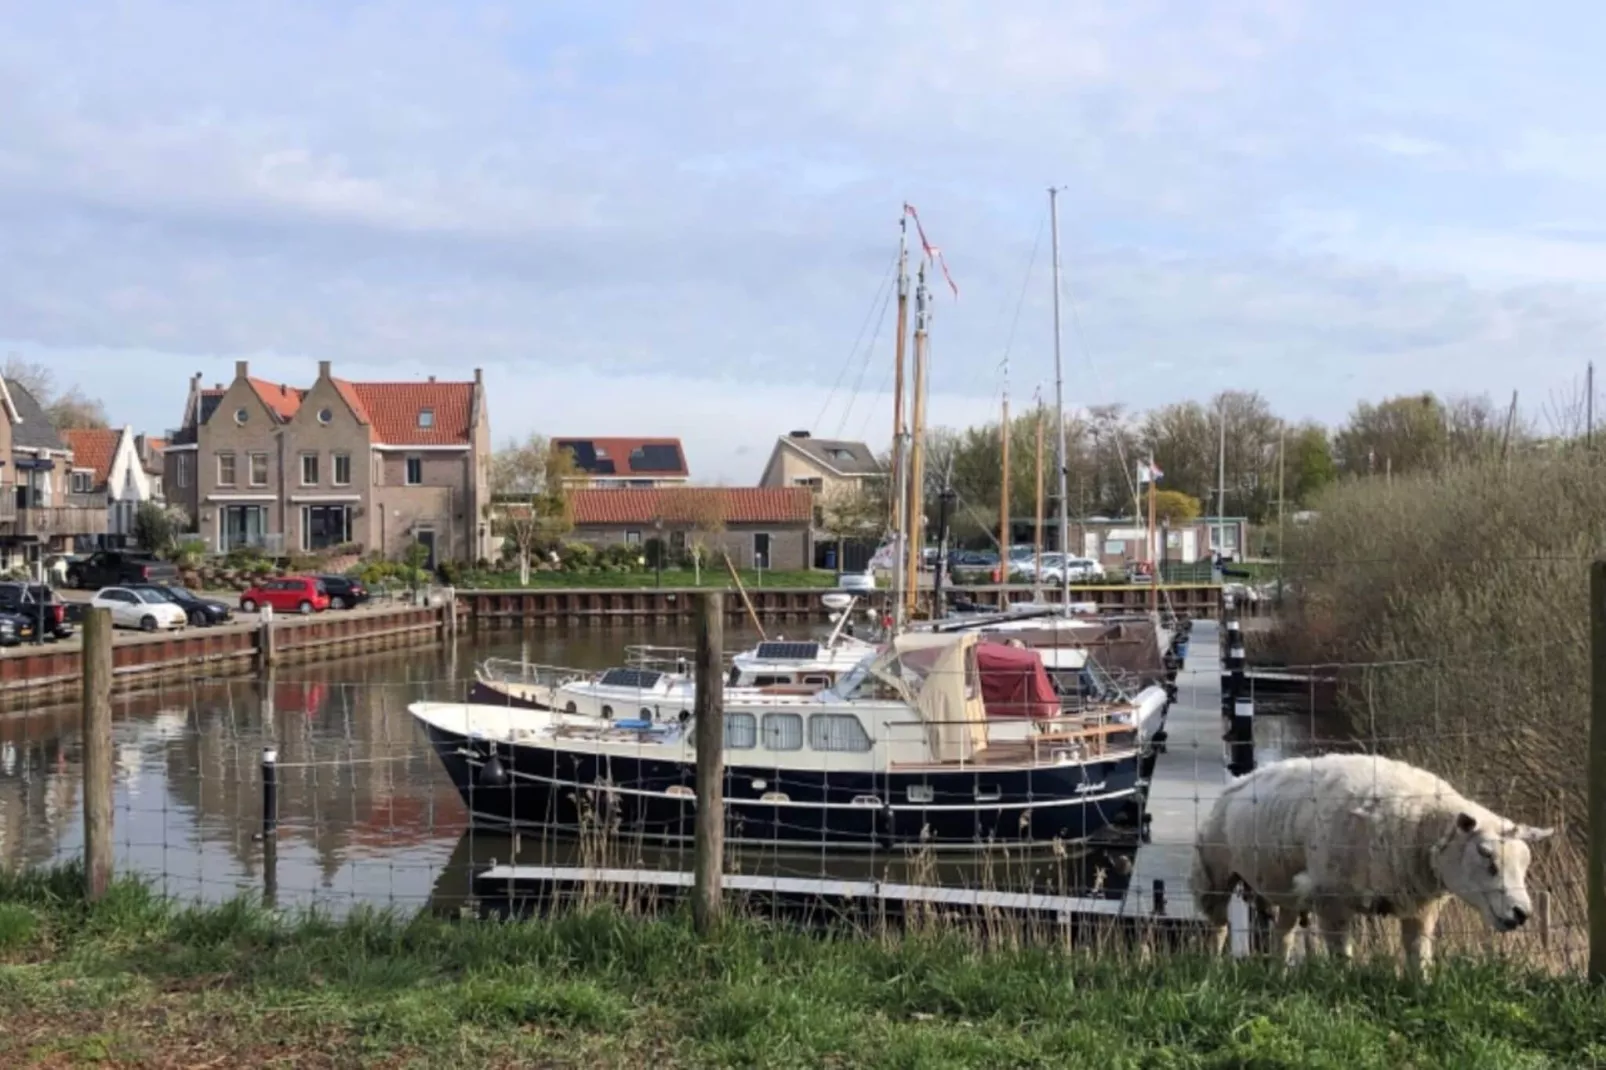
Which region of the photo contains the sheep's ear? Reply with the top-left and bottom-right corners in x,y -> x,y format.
1514,824 -> 1555,843
1456,812 -> 1479,834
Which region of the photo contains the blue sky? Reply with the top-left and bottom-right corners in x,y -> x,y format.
1,0 -> 1602,480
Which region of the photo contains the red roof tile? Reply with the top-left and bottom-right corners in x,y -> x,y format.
146,437 -> 169,453
63,428 -> 121,488
570,487 -> 812,526
555,437 -> 688,478
247,378 -> 306,421
348,380 -> 474,446
330,379 -> 373,425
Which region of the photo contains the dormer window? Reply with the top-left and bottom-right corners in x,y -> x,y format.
418,408 -> 435,429
71,471 -> 93,494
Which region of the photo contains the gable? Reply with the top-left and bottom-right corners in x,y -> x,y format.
62,428 -> 122,488
205,378 -> 283,431
290,377 -> 372,432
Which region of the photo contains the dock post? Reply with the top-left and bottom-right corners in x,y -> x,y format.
693,591 -> 725,936
261,746 -> 279,906
81,607 -> 114,902
1228,696 -> 1256,778
258,603 -> 277,669
443,587 -> 458,639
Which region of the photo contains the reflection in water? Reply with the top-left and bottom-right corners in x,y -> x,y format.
0,623 -> 1310,916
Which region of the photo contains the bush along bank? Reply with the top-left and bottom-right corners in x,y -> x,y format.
3,865 -> 1606,1068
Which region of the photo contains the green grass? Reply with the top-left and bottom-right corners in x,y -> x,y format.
2,865 -> 1603,1068
460,568 -> 839,590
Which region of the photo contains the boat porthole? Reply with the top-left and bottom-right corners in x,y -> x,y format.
601,705 -> 613,720
751,778 -> 767,791
564,701 -> 577,714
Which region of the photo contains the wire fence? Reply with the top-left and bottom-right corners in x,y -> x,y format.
0,601 -> 1590,972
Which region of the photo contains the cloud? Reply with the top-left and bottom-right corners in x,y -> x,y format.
0,0 -> 1604,475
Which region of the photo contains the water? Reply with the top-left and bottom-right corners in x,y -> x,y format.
0,625 -> 1315,916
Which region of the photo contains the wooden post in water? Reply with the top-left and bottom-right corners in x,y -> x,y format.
1590,559 -> 1606,980
81,607 -> 114,902
693,591 -> 725,935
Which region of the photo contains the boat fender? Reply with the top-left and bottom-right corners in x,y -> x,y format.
678,710 -> 691,725
478,753 -> 509,787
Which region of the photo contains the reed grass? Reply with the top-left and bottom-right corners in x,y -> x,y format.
4,862 -> 1605,1068
1276,449 -> 1602,973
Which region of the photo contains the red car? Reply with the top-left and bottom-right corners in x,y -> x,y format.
240,576 -> 331,616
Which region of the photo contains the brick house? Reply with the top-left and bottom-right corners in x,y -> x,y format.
0,379 -> 108,569
758,431 -> 884,497
164,360 -> 493,565
554,437 -> 689,488
566,486 -> 813,570
61,426 -> 164,549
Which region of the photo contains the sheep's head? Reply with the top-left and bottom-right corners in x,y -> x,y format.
1437,812 -> 1553,933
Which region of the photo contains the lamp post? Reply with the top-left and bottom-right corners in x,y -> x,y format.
654,518 -> 664,588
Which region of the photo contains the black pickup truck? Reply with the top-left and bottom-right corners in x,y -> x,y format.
66,550 -> 180,590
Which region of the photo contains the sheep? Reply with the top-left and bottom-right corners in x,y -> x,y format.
1191,752 -> 1553,974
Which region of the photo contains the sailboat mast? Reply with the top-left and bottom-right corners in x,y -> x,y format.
1216,397 -> 1227,563
1048,187 -> 1071,611
903,263 -> 930,620
1033,397 -> 1045,599
889,215 -> 911,630
1147,455 -> 1158,617
999,374 -> 1010,580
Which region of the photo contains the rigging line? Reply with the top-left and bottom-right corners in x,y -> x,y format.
998,208 -> 1047,390
813,250 -> 898,433
834,274 -> 897,439
855,357 -> 896,444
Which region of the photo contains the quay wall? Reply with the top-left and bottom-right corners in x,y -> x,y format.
458,583 -> 1233,629
0,602 -> 457,706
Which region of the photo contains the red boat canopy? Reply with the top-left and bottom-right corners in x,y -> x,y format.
975,641 -> 1061,720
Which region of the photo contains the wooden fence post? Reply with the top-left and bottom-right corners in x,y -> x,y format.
693,591 -> 725,936
82,607 -> 114,902
1591,560 -> 1606,980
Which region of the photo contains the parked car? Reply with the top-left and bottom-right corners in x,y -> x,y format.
240,576 -> 331,616
0,582 -> 73,640
67,550 -> 179,590
315,575 -> 370,610
836,570 -> 876,593
129,584 -> 234,627
0,608 -> 37,645
92,586 -> 189,632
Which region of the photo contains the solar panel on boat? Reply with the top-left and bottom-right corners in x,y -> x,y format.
753,642 -> 821,661
598,668 -> 665,689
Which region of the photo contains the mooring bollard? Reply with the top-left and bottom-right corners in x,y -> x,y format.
261,746 -> 279,906
1228,697 -> 1256,777
1153,879 -> 1167,917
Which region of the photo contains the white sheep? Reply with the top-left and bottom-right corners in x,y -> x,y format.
1191,752 -> 1553,974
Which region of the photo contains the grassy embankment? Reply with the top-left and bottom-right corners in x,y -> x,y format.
2,865 -> 1605,1068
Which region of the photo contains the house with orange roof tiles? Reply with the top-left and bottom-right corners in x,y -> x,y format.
61,425 -> 164,548
163,360 -> 492,565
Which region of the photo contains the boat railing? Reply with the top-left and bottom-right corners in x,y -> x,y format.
478,657 -> 592,690
879,714 -> 1140,767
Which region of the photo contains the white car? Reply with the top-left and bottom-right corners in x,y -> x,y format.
92,586 -> 189,632
837,570 -> 876,592
1033,555 -> 1105,584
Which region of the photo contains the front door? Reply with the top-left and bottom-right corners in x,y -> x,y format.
222,505 -> 266,552
753,532 -> 771,569
416,529 -> 437,569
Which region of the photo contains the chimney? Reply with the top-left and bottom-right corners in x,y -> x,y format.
789,429 -> 811,439
429,375 -> 437,383
234,359 -> 249,380
190,372 -> 202,392
318,360 -> 331,380
214,383 -> 223,391
474,367 -> 483,384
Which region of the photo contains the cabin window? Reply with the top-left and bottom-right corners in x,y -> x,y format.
760,713 -> 803,751
802,674 -> 831,687
808,714 -> 872,753
752,674 -> 791,687
724,712 -> 757,749
907,785 -> 934,804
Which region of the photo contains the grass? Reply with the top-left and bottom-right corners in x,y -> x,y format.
3,864 -> 1605,1068
459,568 -> 839,590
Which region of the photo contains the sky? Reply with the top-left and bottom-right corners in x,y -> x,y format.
2,0 -> 1603,481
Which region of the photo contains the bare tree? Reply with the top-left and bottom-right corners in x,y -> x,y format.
660,487 -> 728,584
3,357 -> 110,429
486,434 -> 576,584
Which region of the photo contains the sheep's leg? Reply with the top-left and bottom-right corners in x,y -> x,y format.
1270,904 -> 1302,965
1313,904 -> 1354,962
1191,853 -> 1234,956
1400,915 -> 1435,978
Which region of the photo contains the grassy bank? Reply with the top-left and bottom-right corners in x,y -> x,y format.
2,867 -> 1604,1068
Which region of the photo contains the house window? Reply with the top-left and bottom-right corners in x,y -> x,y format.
753,532 -> 772,569
217,453 -> 237,487
793,477 -> 823,490
301,505 -> 351,551
418,408 -> 435,429
153,477 -> 163,498
624,530 -> 641,545
300,453 -> 319,486
248,453 -> 269,487
234,407 -> 249,426
71,471 -> 93,494
405,456 -> 423,485
176,453 -> 192,489
332,453 -> 351,487
317,407 -> 333,425
670,531 -> 686,552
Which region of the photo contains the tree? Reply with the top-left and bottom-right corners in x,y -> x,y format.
1333,393 -> 1450,477
1151,489 -> 1202,524
2,357 -> 110,430
817,483 -> 881,574
660,487 -> 728,584
1286,422 -> 1337,505
486,434 -> 577,584
133,502 -> 184,556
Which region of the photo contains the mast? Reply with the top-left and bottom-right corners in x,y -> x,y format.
1033,397 -> 1045,598
999,370 -> 1010,582
1146,454 -> 1158,617
1048,187 -> 1071,611
903,263 -> 930,620
889,215 -> 911,630
1216,396 -> 1227,564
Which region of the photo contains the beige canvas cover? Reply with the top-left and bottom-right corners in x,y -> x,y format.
870,632 -> 989,763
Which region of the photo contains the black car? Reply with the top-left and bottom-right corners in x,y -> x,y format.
129,584 -> 234,628
316,575 -> 370,610
0,583 -> 73,640
0,609 -> 38,646
66,550 -> 180,589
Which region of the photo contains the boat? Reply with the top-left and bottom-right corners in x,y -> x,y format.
412,630 -> 1144,852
